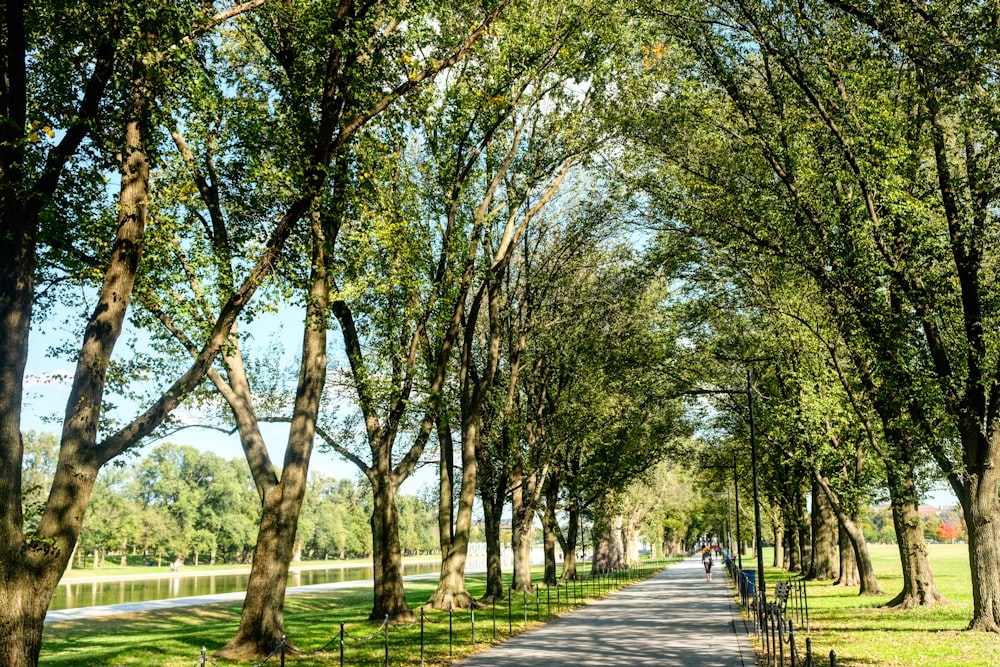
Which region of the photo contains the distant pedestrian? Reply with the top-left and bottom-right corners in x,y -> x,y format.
702,548 -> 713,582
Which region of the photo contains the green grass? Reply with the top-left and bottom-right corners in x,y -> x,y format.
41,561 -> 675,666
737,544 -> 1000,667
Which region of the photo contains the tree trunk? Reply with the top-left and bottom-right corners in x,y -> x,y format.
510,468 -> 536,592
814,472 -> 880,593
772,513 -> 784,569
370,479 -> 413,621
541,479 -> 559,586
557,504 -> 580,580
788,522 -> 802,573
962,461 -> 1000,631
426,411 -> 479,610
835,523 -> 859,587
217,220 -> 328,659
0,570 -> 55,667
884,461 -> 944,608
807,479 -> 838,580
480,479 -> 506,600
592,514 -> 624,573
621,515 -> 641,567
842,511 -> 882,595
218,483 -> 302,658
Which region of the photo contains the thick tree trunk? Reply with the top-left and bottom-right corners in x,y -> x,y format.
557,505 -> 580,580
0,85 -> 150,665
0,572 -> 54,667
510,481 -> 535,592
541,475 -> 560,585
218,483 -> 303,658
884,462 -> 944,609
591,514 -> 624,573
835,523 -> 859,587
480,482 -> 506,600
622,515 -> 641,567
217,223 -> 327,659
807,480 -> 839,580
963,461 -> 1000,631
426,412 -> 478,610
370,480 -> 413,621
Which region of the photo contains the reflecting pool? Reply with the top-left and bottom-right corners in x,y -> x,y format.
49,561 -> 441,612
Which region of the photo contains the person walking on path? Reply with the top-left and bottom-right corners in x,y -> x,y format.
703,547 -> 714,581
456,556 -> 757,666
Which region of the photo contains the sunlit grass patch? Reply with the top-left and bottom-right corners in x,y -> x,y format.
739,544 -> 1000,666
42,560 -> 676,666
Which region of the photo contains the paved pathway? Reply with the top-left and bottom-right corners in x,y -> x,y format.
456,556 -> 757,667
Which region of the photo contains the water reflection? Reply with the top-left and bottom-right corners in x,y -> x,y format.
49,562 -> 439,612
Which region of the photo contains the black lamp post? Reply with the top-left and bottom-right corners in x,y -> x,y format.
732,453 -> 743,571
745,369 -> 766,602
688,369 -> 765,603
705,454 -> 742,570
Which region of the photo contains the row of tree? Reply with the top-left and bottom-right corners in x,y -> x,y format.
24,435 -> 437,567
3,1 -> 693,664
627,0 -> 1000,631
10,1 -> 1000,665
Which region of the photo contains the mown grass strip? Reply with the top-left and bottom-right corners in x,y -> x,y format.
737,544 -> 1000,667
41,560 -> 677,666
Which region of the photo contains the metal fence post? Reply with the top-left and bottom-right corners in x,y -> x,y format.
384,615 -> 389,667
508,586 -> 513,635
340,622 -> 345,667
420,608 -> 425,667
471,605 -> 476,645
830,649 -> 837,667
280,634 -> 286,667
449,603 -> 454,658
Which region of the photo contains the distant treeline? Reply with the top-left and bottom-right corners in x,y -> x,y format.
22,432 -> 439,567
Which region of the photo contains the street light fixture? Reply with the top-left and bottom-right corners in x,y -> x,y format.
687,369 -> 766,605
703,454 -> 742,570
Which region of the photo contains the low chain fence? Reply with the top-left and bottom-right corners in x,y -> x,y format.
724,555 -> 838,667
192,559 -> 669,666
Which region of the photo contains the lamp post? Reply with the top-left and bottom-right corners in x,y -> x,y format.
704,455 -> 742,570
732,454 -> 743,570
687,369 -> 765,603
745,369 -> 766,602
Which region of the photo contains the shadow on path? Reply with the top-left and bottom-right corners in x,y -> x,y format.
456,556 -> 757,667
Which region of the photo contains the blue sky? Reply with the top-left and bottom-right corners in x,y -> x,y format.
22,302 -> 436,495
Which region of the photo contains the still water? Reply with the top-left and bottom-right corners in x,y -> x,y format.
49,561 -> 440,612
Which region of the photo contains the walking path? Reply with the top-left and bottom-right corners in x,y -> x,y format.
456,556 -> 757,667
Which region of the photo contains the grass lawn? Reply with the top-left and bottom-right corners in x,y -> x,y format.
738,544 -> 1000,666
41,561 -> 671,666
